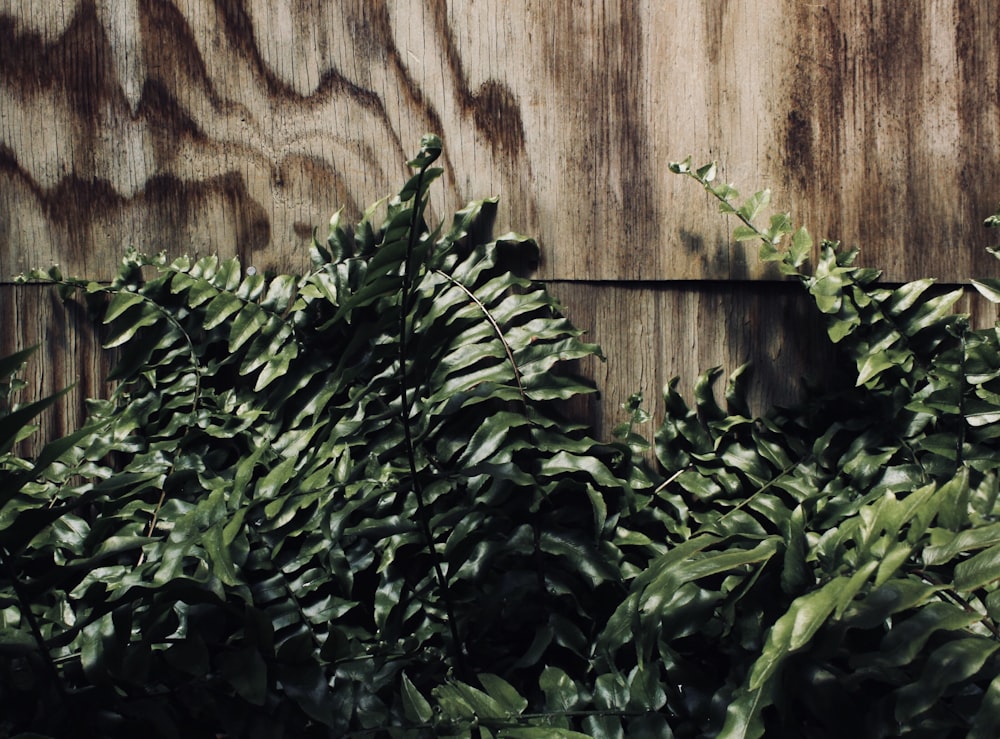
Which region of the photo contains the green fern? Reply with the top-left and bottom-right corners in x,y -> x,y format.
3,138 -> 634,737
5,143 -> 1000,738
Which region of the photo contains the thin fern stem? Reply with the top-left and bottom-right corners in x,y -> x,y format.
431,268 -> 531,415
397,147 -> 469,680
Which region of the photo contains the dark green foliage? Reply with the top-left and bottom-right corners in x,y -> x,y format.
2,136 -> 628,738
2,141 -> 1000,737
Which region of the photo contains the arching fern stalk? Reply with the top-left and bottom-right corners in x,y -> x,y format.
3,137 -> 637,737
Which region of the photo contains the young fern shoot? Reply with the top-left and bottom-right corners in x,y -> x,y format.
669,158 -> 813,276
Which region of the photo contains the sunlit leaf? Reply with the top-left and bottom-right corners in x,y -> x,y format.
401,673 -> 434,724
972,278 -> 1000,304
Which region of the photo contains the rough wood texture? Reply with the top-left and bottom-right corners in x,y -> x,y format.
553,281 -> 1000,443
2,1 -> 998,282
0,284 -> 115,455
3,2 -> 1000,455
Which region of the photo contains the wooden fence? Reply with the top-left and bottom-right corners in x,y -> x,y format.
2,1 -> 999,449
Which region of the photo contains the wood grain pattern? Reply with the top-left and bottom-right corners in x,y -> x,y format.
0,283 -> 115,456
552,280 -> 1000,442
4,2 -> 1000,454
2,1 -> 999,282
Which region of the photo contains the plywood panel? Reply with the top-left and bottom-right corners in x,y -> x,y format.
550,280 -> 1000,440
2,1 -> 998,283
0,283 -> 115,456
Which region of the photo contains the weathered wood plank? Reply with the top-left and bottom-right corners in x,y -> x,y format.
0,283 -> 114,455
550,280 -> 1000,440
2,1 -> 998,283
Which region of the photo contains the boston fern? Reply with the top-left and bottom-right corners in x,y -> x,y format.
3,139 -> 1000,738
2,136 -> 636,738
